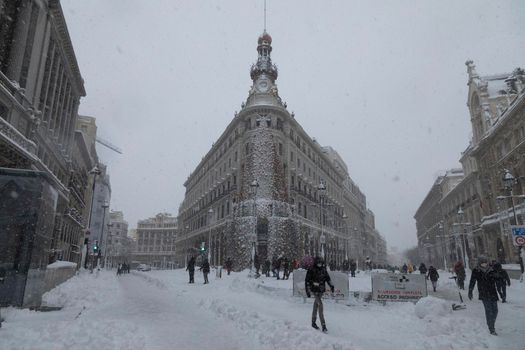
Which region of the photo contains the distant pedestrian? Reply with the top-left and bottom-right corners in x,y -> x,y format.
349,259 -> 357,277
254,253 -> 261,277
187,256 -> 196,283
419,263 -> 427,276
468,256 -> 500,335
200,258 -> 210,284
454,261 -> 466,290
365,257 -> 372,271
493,262 -> 511,303
407,263 -> 414,274
305,257 -> 334,333
264,259 -> 271,277
273,256 -> 282,280
401,264 -> 408,274
283,257 -> 290,280
427,265 -> 439,292
117,264 -> 122,276
225,257 -> 233,275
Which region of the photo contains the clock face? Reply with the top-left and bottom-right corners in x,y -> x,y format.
257,79 -> 269,92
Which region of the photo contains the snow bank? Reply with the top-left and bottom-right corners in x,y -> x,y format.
415,296 -> 451,319
47,261 -> 77,269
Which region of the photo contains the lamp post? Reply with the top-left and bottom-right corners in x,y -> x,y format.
84,166 -> 101,269
249,179 -> 259,276
99,201 -> 110,271
342,213 -> 348,260
456,207 -> 470,269
503,169 -> 519,225
208,208 -> 214,262
318,182 -> 326,259
105,223 -> 113,269
438,221 -> 448,270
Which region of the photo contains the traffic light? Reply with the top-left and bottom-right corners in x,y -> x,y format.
93,240 -> 99,253
200,242 -> 206,252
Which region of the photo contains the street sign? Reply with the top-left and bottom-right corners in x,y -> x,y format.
372,273 -> 427,302
511,226 -> 525,247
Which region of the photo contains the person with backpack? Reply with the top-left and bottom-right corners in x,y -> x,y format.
305,257 -> 334,333
493,262 -> 511,303
468,256 -> 500,335
454,261 -> 466,290
200,258 -> 210,284
187,256 -> 196,283
427,265 -> 439,292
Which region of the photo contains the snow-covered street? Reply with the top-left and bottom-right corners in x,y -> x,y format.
1,269 -> 524,350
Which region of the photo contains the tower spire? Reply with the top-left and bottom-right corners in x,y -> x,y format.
264,0 -> 267,32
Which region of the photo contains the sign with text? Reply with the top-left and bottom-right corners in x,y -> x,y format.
293,269 -> 349,300
511,226 -> 525,247
372,273 -> 427,302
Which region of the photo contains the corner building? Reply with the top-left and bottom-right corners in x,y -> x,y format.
176,33 -> 384,269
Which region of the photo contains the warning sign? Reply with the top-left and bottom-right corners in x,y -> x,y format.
372,273 -> 427,302
511,226 -> 525,247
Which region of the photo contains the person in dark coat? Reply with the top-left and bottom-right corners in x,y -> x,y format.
427,265 -> 439,292
418,263 -> 427,276
305,257 -> 334,333
200,258 -> 210,284
454,261 -> 466,290
493,262 -> 511,303
275,256 -> 282,280
349,259 -> 357,277
401,263 -> 408,274
282,257 -> 290,280
187,256 -> 196,283
254,254 -> 261,277
225,257 -> 233,275
264,259 -> 271,277
468,256 -> 500,335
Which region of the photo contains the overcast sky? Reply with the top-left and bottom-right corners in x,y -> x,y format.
61,0 -> 525,251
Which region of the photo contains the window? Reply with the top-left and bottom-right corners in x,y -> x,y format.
278,143 -> 283,156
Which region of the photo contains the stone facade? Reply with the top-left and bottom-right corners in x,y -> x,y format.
133,213 -> 178,269
176,32 -> 386,269
106,211 -> 133,268
415,62 -> 525,268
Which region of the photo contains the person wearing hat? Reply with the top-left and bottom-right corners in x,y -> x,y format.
305,256 -> 334,333
468,256 -> 500,335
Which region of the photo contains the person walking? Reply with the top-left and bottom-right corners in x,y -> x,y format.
305,257 -> 334,333
454,261 -> 466,290
283,257 -> 290,280
349,259 -> 357,277
264,259 -> 271,277
274,256 -> 282,280
419,263 -> 427,276
254,253 -> 261,277
427,265 -> 439,292
200,258 -> 210,284
468,256 -> 500,335
365,257 -> 372,271
187,256 -> 196,283
407,262 -> 414,274
401,263 -> 408,274
493,262 -> 511,303
225,257 -> 233,275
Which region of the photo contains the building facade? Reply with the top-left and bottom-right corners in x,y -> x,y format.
106,211 -> 133,268
415,61 -> 525,268
133,213 -> 178,269
0,0 -> 93,307
175,32 -> 386,269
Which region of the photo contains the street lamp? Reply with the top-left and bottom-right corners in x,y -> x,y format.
208,208 -> 214,262
455,207 -> 470,269
249,179 -> 259,276
84,166 -> 101,269
438,221 -> 448,270
105,223 -> 113,269
342,213 -> 348,260
502,169 -> 519,225
318,181 -> 326,259
98,201 -> 110,271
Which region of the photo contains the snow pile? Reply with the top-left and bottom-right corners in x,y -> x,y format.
415,296 -> 451,320
47,261 -> 77,269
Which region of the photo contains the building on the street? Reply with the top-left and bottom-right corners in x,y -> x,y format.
415,61 -> 525,268
133,213 -> 178,269
0,0 -> 92,307
175,31 -> 386,269
106,211 -> 133,268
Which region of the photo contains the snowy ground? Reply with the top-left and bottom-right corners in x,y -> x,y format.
1,268 -> 524,350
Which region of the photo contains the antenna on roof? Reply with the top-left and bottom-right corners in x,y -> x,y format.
264,0 -> 267,32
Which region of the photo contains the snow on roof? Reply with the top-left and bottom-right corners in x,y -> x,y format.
47,261 -> 77,269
